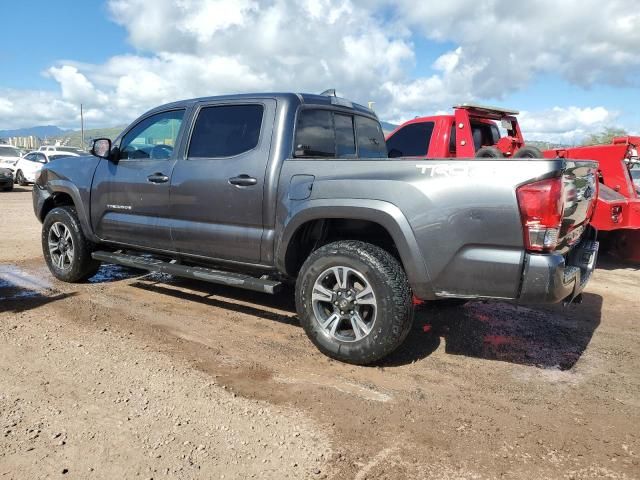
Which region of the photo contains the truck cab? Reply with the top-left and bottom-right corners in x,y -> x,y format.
386,104 -> 528,159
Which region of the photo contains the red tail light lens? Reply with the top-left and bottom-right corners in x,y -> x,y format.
516,177 -> 564,252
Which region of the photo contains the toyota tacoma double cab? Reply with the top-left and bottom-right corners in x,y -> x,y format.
33,92 -> 599,364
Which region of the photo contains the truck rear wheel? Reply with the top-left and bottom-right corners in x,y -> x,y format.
42,206 -> 101,282
513,146 -> 543,158
475,146 -> 504,158
295,240 -> 413,365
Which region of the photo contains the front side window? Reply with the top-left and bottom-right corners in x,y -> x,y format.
188,104 -> 264,158
355,116 -> 387,158
387,122 -> 434,157
120,109 -> 185,160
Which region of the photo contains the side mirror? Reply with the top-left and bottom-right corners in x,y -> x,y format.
388,148 -> 403,158
91,138 -> 113,160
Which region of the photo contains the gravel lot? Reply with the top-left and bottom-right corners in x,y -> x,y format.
1,187 -> 639,479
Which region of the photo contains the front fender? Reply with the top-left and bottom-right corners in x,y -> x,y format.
38,179 -> 98,243
275,199 -> 435,300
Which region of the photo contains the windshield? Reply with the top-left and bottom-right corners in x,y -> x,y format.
56,147 -> 82,153
0,146 -> 21,157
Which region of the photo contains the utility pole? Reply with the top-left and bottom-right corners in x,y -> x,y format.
80,103 -> 85,149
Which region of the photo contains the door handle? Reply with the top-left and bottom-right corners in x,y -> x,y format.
147,173 -> 169,184
229,174 -> 257,187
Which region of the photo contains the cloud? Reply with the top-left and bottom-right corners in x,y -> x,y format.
519,106 -> 619,144
1,0 -> 638,142
0,89 -> 86,130
391,0 -> 640,93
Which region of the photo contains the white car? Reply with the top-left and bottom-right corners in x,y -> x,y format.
15,151 -> 79,185
0,145 -> 23,172
39,145 -> 87,155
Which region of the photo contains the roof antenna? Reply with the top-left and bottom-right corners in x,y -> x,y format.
320,89 -> 337,97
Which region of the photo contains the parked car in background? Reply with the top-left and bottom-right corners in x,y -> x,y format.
0,145 -> 23,172
39,146 -> 87,155
15,151 -> 79,185
0,167 -> 14,191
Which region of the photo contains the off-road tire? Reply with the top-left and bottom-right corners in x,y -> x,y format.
42,206 -> 101,282
475,146 -> 504,158
513,146 -> 544,158
295,240 -> 413,365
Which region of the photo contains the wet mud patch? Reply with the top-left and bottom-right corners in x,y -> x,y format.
404,296 -> 602,370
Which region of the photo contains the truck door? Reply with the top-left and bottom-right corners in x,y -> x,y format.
91,109 -> 186,249
169,99 -> 276,263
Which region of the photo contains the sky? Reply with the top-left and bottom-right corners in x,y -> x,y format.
0,0 -> 639,143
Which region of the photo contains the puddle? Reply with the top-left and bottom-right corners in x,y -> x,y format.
88,263 -> 177,285
88,263 -> 145,283
0,265 -> 54,300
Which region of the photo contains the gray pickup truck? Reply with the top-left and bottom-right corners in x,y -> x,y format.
33,92 -> 599,364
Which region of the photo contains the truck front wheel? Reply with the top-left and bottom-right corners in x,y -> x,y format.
42,206 -> 101,282
295,240 -> 413,365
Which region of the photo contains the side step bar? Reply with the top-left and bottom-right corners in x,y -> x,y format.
91,251 -> 283,294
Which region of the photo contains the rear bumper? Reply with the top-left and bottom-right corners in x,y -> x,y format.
518,236 -> 598,304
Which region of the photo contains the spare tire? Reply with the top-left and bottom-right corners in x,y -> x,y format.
475,146 -> 504,158
513,146 -> 543,158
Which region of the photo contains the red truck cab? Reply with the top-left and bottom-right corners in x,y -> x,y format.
386,104 -> 527,159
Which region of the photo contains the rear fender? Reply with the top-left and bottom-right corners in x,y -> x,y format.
276,199 -> 435,299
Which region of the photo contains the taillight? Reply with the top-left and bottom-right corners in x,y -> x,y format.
516,177 -> 564,252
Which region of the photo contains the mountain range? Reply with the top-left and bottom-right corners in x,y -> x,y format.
0,125 -> 68,139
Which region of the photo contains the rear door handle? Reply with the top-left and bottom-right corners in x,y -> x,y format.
147,173 -> 169,184
229,174 -> 257,187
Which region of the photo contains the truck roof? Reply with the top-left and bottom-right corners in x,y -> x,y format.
454,103 -> 520,117
145,92 -> 376,118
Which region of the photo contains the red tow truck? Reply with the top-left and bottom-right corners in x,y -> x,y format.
386,104 -> 640,262
543,138 -> 640,261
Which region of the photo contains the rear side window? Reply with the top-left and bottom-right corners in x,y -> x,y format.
386,122 -> 434,157
294,109 -> 384,158
294,110 -> 334,157
189,104 -> 264,158
355,116 -> 386,158
335,114 -> 356,157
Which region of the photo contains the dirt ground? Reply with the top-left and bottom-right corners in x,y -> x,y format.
1,187 -> 638,480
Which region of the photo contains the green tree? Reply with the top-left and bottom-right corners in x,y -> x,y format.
582,127 -> 628,146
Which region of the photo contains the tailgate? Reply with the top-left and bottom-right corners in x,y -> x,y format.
556,160 -> 598,253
